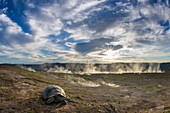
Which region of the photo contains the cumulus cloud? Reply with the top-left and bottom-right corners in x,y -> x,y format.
0,14 -> 34,47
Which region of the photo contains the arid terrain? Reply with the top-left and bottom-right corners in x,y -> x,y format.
0,66 -> 170,113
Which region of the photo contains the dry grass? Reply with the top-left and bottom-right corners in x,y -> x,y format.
0,66 -> 170,113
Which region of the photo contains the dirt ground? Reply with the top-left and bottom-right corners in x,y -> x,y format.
0,66 -> 170,113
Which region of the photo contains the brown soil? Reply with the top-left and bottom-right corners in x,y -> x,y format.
0,66 -> 170,113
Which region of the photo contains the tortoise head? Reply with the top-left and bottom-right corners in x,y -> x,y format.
54,94 -> 70,102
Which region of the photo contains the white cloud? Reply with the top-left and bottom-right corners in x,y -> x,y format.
65,25 -> 96,40
27,3 -> 35,8
24,0 -> 107,42
62,0 -> 78,9
0,14 -> 35,52
0,14 -> 53,62
0,14 -> 22,34
1,0 -> 170,63
0,7 -> 8,13
74,0 -> 105,13
28,17 -> 63,37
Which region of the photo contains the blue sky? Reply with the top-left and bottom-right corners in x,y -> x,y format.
0,0 -> 170,64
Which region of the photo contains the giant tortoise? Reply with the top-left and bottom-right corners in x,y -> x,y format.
42,86 -> 70,105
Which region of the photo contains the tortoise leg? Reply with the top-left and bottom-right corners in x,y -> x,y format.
60,100 -> 67,106
56,100 -> 67,108
46,97 -> 55,104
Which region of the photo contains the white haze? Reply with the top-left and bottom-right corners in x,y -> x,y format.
65,75 -> 120,88
65,75 -> 101,87
18,66 -> 36,72
47,65 -> 72,73
100,81 -> 120,87
46,63 -> 162,74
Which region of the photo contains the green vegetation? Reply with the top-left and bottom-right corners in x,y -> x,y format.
38,99 -> 45,105
9,96 -> 15,100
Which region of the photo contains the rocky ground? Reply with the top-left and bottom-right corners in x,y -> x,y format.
0,66 -> 170,113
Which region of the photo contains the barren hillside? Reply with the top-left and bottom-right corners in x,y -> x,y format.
0,66 -> 170,113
